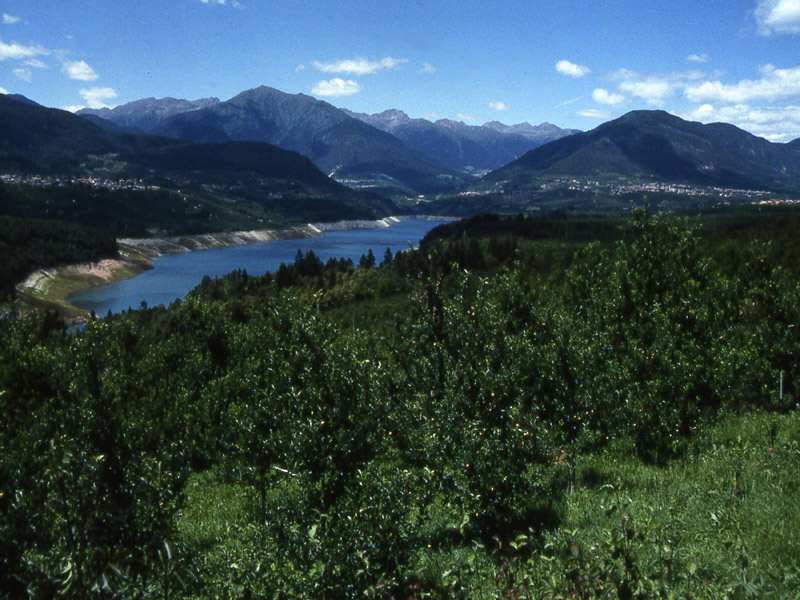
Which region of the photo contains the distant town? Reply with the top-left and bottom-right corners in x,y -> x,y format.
538,177 -> 775,199
5,172 -> 800,208
0,173 -> 162,192
455,177 -> 800,205
608,181 -> 773,199
0,173 -> 300,201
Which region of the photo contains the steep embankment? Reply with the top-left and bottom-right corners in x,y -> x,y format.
16,255 -> 152,320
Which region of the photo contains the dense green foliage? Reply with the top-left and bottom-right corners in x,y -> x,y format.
2,208 -> 799,598
0,214 -> 117,300
421,212 -> 627,246
0,182 -> 392,239
0,184 -> 201,237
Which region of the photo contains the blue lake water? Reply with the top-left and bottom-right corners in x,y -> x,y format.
68,219 -> 445,315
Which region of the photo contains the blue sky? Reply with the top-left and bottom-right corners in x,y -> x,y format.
2,0 -> 800,141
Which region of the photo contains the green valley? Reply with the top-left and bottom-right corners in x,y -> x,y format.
5,1 -> 800,596
2,206 -> 799,598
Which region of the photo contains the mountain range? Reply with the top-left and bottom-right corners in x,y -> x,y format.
0,94 -> 331,190
484,110 -> 800,193
341,108 -> 579,175
79,88 -> 800,201
77,88 -> 578,195
80,97 -> 221,132
80,88 -> 472,196
6,86 -> 800,218
0,94 -> 395,228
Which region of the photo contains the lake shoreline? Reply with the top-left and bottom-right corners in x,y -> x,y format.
14,215 -> 454,322
118,215 -> 452,259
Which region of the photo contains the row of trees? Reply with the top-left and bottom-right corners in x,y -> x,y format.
1,208 -> 798,597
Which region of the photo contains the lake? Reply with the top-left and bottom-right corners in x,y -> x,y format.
68,219 -> 445,315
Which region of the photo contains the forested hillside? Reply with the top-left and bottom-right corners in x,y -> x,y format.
0,94 -> 396,297
1,208 -> 799,598
483,110 -> 800,193
0,215 -> 117,300
0,94 -> 394,235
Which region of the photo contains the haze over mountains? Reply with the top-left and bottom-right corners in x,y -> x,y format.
342,108 -> 579,175
81,97 -> 221,132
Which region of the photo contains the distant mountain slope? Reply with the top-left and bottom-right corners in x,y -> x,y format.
152,86 -> 471,195
78,97 -> 220,132
343,108 -> 579,175
77,113 -> 144,134
484,110 -> 800,192
482,120 -> 577,142
1,96 -> 117,173
0,95 -> 332,188
4,93 -> 40,107
0,94 -> 398,229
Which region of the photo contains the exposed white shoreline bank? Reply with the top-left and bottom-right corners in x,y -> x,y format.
15,215 -> 456,318
118,215 -> 455,258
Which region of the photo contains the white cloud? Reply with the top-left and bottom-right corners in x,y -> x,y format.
554,96 -> 582,108
79,86 -> 117,109
456,113 -> 475,121
0,38 -> 48,61
62,104 -> 85,112
679,103 -> 800,142
577,108 -> 612,120
13,68 -> 31,82
688,53 -> 710,63
0,86 -> 7,94
592,88 -> 626,106
556,59 -> 591,79
488,101 -> 510,111
2,13 -> 22,24
199,0 -> 243,7
619,79 -> 673,106
311,78 -> 361,97
312,56 -> 407,75
685,64 -> 800,103
61,59 -> 98,81
607,69 -> 687,106
295,64 -> 305,72
420,62 -> 438,73
685,104 -> 717,120
594,65 -> 800,141
25,58 -> 47,68
756,0 -> 800,34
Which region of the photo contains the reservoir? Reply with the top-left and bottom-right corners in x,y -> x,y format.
68,219 -> 445,315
